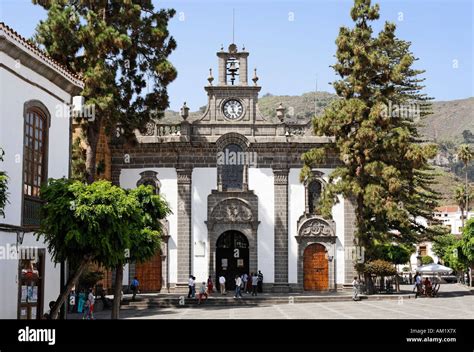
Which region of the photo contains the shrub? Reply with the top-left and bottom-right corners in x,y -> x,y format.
421,255 -> 434,265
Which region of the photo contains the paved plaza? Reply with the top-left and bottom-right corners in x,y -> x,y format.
71,284 -> 473,320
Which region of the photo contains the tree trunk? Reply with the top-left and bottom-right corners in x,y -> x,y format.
460,206 -> 465,229
50,258 -> 90,319
85,124 -> 99,184
111,265 -> 123,319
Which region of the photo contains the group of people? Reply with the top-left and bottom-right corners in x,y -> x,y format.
67,288 -> 96,319
187,271 -> 264,304
232,272 -> 263,298
413,273 -> 435,297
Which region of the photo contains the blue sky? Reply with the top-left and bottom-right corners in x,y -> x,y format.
1,0 -> 472,111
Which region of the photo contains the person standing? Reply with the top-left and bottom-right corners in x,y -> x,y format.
219,275 -> 226,295
188,275 -> 195,298
77,289 -> 86,314
198,282 -> 208,305
87,288 -> 95,320
234,275 -> 242,298
251,273 -> 258,296
242,273 -> 249,294
207,276 -> 214,294
130,276 -> 139,301
257,270 -> 264,293
414,272 -> 422,298
352,276 -> 360,301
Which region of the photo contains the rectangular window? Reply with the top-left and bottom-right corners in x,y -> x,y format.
22,107 -> 47,227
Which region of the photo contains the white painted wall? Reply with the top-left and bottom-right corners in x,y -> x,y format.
249,168 -> 274,283
119,168 -> 178,283
0,48 -> 75,318
191,168 -> 217,283
288,169 -> 305,283
0,53 -> 71,227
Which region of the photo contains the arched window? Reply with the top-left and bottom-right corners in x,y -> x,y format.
23,103 -> 49,227
136,171 -> 160,195
307,180 -> 322,214
221,144 -> 244,191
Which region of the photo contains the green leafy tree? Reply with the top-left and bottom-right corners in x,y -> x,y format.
39,179 -> 170,319
461,219 -> 474,286
33,0 -> 177,183
300,0 -> 440,288
421,255 -> 434,265
0,147 -> 8,217
375,243 -> 413,265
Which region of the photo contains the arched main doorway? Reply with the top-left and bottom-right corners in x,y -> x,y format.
135,251 -> 162,292
215,230 -> 249,291
303,243 -> 328,291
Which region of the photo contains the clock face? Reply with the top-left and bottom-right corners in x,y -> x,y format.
223,99 -> 243,120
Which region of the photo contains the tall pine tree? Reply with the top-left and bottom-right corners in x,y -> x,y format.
33,0 -> 177,183
301,0 -> 440,265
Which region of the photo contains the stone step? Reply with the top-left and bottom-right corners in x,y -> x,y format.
121,295 -> 356,309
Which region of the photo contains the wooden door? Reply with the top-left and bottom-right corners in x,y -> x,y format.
303,243 -> 328,291
135,251 -> 162,292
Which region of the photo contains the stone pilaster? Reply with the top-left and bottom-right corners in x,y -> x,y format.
273,168 -> 289,292
176,168 -> 192,286
344,198 -> 356,285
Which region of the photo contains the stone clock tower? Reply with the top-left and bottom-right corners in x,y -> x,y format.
197,43 -> 264,123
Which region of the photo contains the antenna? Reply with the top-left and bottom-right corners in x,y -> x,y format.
232,8 -> 235,44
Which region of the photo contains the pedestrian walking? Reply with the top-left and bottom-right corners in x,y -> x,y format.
257,270 -> 264,293
352,276 -> 360,301
130,276 -> 139,301
219,275 -> 226,295
188,275 -> 195,298
234,275 -> 242,298
251,273 -> 258,296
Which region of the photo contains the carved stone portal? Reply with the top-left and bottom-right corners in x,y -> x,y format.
209,198 -> 253,224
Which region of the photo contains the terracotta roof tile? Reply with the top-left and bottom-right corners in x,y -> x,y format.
0,22 -> 84,88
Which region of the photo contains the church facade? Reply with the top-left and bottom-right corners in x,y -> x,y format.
111,44 -> 356,292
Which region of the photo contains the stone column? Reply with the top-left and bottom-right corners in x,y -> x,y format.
238,52 -> 249,86
217,53 -> 227,86
273,168 -> 290,292
176,168 -> 192,288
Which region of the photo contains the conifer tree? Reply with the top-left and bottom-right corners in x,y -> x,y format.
301,0 -> 440,269
33,0 -> 177,183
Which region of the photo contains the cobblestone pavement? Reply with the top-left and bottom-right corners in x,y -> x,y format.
69,284 -> 473,320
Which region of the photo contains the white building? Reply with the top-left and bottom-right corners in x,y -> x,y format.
0,23 -> 83,319
434,205 -> 474,235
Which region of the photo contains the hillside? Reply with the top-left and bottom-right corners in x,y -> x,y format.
162,93 -> 472,202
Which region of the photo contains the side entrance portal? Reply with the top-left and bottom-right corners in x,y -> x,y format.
215,230 -> 249,291
303,243 -> 329,291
